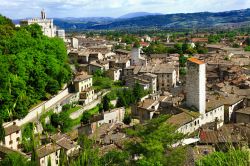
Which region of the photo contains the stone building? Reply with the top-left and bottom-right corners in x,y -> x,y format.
236,107 -> 250,123
74,72 -> 95,105
37,143 -> 61,166
0,122 -> 21,150
107,67 -> 122,81
131,47 -> 147,66
56,29 -> 65,40
123,64 -> 177,92
186,57 -> 206,115
126,73 -> 157,93
71,37 -> 79,49
78,107 -> 125,135
20,10 -> 55,38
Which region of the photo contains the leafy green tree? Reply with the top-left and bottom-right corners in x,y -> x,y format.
0,15 -> 71,121
22,123 -> 35,152
195,43 -> 208,54
59,149 -> 68,166
62,104 -> 71,111
103,95 -> 110,112
71,135 -> 100,166
244,46 -> 250,51
179,55 -> 188,67
174,43 -> 183,55
134,41 -> 141,48
123,114 -> 132,125
196,149 -> 249,166
133,82 -> 144,102
100,150 -> 129,166
124,115 -> 185,166
0,15 -> 14,27
244,37 -> 250,46
117,96 -> 127,108
0,117 -> 5,143
81,112 -> 92,124
179,67 -> 187,76
0,152 -> 30,166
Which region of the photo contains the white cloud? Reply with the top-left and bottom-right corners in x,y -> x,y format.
0,0 -> 249,19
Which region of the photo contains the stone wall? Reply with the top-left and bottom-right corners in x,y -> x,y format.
15,88 -> 71,126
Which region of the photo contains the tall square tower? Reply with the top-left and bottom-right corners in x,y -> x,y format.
186,57 -> 206,114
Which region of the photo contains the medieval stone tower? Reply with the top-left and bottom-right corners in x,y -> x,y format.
186,57 -> 206,114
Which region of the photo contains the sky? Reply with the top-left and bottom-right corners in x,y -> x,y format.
1,0 -> 250,19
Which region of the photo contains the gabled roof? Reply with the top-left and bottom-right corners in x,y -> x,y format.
4,124 -> 20,136
36,143 -> 61,158
166,112 -> 194,127
74,73 -> 92,82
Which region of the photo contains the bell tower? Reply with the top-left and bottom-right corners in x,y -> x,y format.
41,9 -> 46,19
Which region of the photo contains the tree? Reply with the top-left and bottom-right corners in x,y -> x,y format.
174,43 -> 183,55
59,149 -> 68,166
179,55 -> 188,67
133,82 -> 144,102
0,117 -> 5,143
103,95 -> 110,112
48,156 -> 52,166
22,123 -> 36,152
244,46 -> 250,51
196,149 -> 249,166
100,150 -> 129,166
244,37 -> 250,46
72,115 -> 186,166
117,96 -> 127,108
123,114 -> 132,125
71,135 -> 100,166
134,41 -> 140,48
81,112 -> 92,125
0,15 -> 71,121
124,115 -> 185,165
0,152 -> 30,166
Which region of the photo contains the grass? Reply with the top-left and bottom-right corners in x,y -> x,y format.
71,116 -> 82,126
93,76 -> 113,91
88,106 -> 100,115
66,106 -> 82,114
71,106 -> 100,127
41,105 -> 82,133
93,75 -> 124,92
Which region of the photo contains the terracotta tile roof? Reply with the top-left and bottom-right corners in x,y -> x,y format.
166,112 -> 194,127
138,99 -> 158,110
140,42 -> 149,47
236,107 -> 250,115
191,38 -> 208,43
74,73 -> 92,82
36,143 -> 61,158
56,137 -> 76,150
199,124 -> 249,144
4,125 -> 20,136
188,57 -> 205,65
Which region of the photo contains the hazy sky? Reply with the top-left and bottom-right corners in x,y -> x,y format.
1,0 -> 250,19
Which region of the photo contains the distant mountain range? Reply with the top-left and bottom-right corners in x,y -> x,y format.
13,9 -> 250,31
119,12 -> 163,19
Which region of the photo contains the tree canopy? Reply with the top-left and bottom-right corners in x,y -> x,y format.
0,15 -> 71,121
